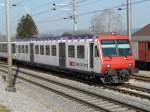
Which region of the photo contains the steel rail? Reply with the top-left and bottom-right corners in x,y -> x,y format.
0,64 -> 149,112
103,85 -> 150,100
132,75 -> 150,83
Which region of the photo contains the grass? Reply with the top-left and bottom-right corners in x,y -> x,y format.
0,105 -> 10,112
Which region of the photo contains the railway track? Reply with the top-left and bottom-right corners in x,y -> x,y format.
0,62 -> 150,100
0,64 -> 149,112
103,84 -> 150,100
132,75 -> 150,83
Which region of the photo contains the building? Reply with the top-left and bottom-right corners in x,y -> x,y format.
132,24 -> 150,63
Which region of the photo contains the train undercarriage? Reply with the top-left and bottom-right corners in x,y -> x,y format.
100,69 -> 132,84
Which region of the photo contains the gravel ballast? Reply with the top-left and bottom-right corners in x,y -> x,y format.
0,75 -> 53,112
0,67 -> 150,112
0,72 -> 98,112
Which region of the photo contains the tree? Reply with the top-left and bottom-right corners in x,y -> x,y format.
91,9 -> 124,34
16,14 -> 39,38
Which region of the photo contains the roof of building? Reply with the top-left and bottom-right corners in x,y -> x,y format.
132,36 -> 150,41
132,24 -> 150,41
133,24 -> 150,36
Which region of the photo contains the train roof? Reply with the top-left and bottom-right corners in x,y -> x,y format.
14,34 -> 96,42
0,34 -> 129,43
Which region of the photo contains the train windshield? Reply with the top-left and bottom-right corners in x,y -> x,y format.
101,40 -> 117,56
117,40 -> 132,56
101,39 -> 132,56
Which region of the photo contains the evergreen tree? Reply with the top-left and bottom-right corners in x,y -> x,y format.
16,14 -> 39,38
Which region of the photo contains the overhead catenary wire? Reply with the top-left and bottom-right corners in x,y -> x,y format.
31,0 -> 92,17
36,0 -> 150,24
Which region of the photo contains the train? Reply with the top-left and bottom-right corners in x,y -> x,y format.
0,34 -> 135,84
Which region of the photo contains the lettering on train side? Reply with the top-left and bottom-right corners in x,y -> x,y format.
69,61 -> 88,68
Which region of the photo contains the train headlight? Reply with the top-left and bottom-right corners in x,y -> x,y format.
128,63 -> 132,68
106,64 -> 111,70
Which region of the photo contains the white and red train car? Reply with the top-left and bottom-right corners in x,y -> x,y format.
0,34 -> 135,83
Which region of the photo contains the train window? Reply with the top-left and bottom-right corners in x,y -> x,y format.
101,40 -> 115,45
148,42 -> 150,50
51,45 -> 56,56
16,45 -> 17,53
12,44 -> 16,53
101,40 -> 117,56
35,45 -> 39,54
0,45 -> 1,52
25,45 -> 28,53
22,45 -> 24,53
3,44 -> 7,52
68,45 -> 75,58
40,45 -> 44,55
95,46 -> 99,57
45,45 -> 50,55
16,45 -> 18,53
117,39 -> 132,56
77,45 -> 85,59
19,45 -> 21,53
0,44 -> 2,52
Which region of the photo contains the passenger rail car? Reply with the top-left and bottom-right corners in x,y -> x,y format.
0,34 -> 135,83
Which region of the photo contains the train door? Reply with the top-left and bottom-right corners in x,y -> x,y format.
59,43 -> 66,67
30,43 -> 34,63
90,43 -> 94,69
94,45 -> 101,73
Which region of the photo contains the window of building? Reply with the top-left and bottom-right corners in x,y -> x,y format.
77,45 -> 85,59
51,45 -> 56,56
40,45 -> 44,55
25,45 -> 28,53
68,45 -> 75,58
45,45 -> 50,55
35,45 -> 39,54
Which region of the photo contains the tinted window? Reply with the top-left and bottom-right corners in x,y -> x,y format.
77,45 -> 85,59
12,44 -> 16,53
51,45 -> 56,56
19,45 -> 21,53
45,45 -> 50,55
25,45 -> 28,53
117,40 -> 132,56
40,45 -> 44,55
95,46 -> 99,57
35,45 -> 39,54
101,40 -> 115,44
101,39 -> 132,56
68,45 -> 75,58
101,40 -> 117,56
22,45 -> 24,53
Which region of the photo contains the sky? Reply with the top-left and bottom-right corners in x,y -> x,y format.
0,0 -> 150,35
